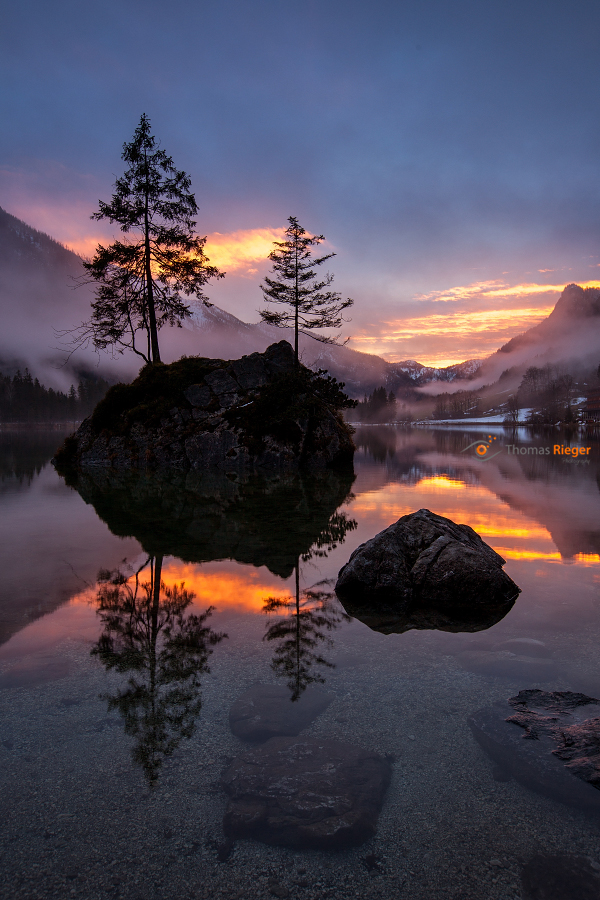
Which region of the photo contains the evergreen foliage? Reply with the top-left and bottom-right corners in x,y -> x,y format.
355,387 -> 397,422
259,216 -> 353,364
0,370 -> 110,423
74,114 -> 224,364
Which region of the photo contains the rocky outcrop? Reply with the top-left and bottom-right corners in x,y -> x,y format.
229,684 -> 333,742
334,508 -> 520,631
469,690 -> 600,813
221,736 -> 392,849
54,342 -> 355,474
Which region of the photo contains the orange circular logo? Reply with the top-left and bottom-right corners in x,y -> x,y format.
476,444 -> 489,456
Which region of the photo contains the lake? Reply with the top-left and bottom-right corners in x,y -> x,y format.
1,423 -> 600,900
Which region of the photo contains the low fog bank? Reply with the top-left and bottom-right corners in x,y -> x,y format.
416,284 -> 600,400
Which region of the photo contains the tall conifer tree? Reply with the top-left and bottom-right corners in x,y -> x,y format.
80,114 -> 224,364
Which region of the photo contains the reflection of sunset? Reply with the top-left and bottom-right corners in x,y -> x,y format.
347,474 -> 596,565
495,548 -> 562,562
160,561 -> 287,613
68,561 -> 289,615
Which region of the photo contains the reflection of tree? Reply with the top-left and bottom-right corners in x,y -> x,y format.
91,554 -> 226,784
303,510 -> 357,561
261,497 -> 355,700
263,565 -> 350,701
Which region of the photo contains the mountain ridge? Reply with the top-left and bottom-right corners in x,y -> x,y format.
1,206 -> 598,399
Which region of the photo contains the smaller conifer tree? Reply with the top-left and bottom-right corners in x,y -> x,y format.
259,216 -> 353,365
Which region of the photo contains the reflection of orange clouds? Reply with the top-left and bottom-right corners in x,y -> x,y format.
495,548 -> 562,561
349,476 -> 569,564
160,561 -> 287,613
69,561 -> 288,615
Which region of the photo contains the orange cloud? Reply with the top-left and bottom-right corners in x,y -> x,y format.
350,305 -> 557,365
65,226 -> 287,275
415,278 -> 600,303
202,227 -> 286,274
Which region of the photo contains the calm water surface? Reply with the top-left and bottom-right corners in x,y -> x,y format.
1,425 -> 600,900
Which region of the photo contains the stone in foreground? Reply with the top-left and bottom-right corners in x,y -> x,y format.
229,684 -> 333,742
221,736 -> 392,849
469,690 -> 600,813
54,341 -> 354,473
335,508 -> 519,631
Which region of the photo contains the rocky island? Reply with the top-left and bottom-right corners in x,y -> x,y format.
54,341 -> 355,473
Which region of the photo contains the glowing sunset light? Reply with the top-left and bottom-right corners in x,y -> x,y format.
494,548 -> 563,562
159,560 -> 289,613
351,305 -> 557,364
203,227 -> 286,273
415,278 -> 600,303
350,278 -> 600,365
349,479 -> 557,561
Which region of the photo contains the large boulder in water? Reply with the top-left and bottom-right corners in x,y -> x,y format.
54,341 -> 355,474
335,508 -> 519,631
221,736 -> 392,849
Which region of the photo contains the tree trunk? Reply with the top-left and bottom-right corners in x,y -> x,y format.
294,241 -> 299,367
144,150 -> 161,364
149,554 -> 162,702
294,562 -> 300,697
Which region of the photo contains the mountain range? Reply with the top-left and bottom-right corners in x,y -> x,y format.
0,205 -> 598,399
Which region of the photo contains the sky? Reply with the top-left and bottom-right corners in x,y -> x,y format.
2,0 -> 600,366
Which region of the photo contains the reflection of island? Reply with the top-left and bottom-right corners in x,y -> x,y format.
263,565 -> 350,700
92,554 -> 226,784
66,468 -> 356,578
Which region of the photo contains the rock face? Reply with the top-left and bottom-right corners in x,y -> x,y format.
469,690 -> 600,813
229,684 -> 333,742
335,508 -> 520,632
54,342 -> 355,474
221,736 -> 392,849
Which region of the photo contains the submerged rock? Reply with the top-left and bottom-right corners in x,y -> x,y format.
469,690 -> 600,812
54,341 -> 355,474
229,684 -> 333,742
221,736 -> 392,849
521,854 -> 600,900
335,508 -> 520,633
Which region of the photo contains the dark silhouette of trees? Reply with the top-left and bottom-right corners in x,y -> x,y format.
75,114 -> 224,365
356,387 -> 397,422
0,370 -> 110,422
519,365 -> 576,424
259,216 -> 353,365
91,555 -> 226,784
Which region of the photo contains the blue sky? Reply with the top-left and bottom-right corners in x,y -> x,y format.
2,0 -> 600,363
